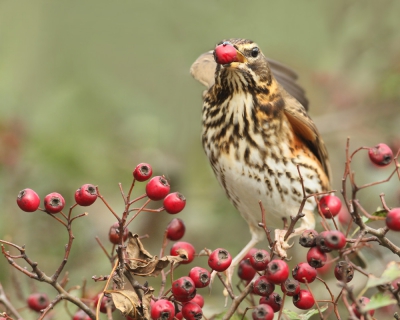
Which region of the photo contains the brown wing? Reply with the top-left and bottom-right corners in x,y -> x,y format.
190,51 -> 309,109
281,89 -> 331,183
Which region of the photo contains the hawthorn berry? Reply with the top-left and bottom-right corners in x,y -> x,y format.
252,276 -> 275,297
248,249 -> 270,271
146,176 -> 170,201
74,184 -> 97,206
323,230 -> 347,250
316,253 -> 333,277
259,293 -> 282,313
94,294 -> 115,313
292,262 -> 317,283
307,246 -> 327,268
315,231 -> 332,252
243,247 -> 259,261
319,195 -> 342,218
27,293 -> 50,312
108,222 -> 129,244
190,293 -> 205,308
181,301 -> 203,320
252,304 -> 274,320
189,267 -> 210,288
17,188 -> 40,212
334,261 -> 354,283
299,229 -> 318,247
386,208 -> 400,231
214,43 -> 238,65
293,290 -> 315,310
166,218 -> 186,241
338,206 -> 352,225
208,248 -> 232,272
351,296 -> 374,318
175,312 -> 183,320
150,299 -> 175,320
133,163 -> 153,182
265,260 -> 289,284
163,192 -> 186,214
170,241 -> 195,264
44,192 -> 65,214
73,310 -> 91,320
171,277 -> 196,302
238,259 -> 257,281
281,278 -> 300,296
368,143 -> 393,167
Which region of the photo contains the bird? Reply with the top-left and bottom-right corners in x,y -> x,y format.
190,39 -> 331,280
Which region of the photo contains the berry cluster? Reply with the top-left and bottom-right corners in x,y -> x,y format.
1,141 -> 400,320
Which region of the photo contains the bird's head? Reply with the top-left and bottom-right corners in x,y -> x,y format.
213,39 -> 273,88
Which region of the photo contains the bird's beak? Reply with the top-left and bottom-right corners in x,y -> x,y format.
235,50 -> 247,63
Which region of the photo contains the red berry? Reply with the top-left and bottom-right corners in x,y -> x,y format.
292,262 -> 317,283
323,230 -> 347,250
163,192 -> 186,214
74,184 -> 97,206
44,192 -> 65,214
146,176 -> 170,201
386,208 -> 400,231
281,278 -> 300,297
351,297 -> 374,318
189,293 -> 204,308
171,277 -> 196,303
368,143 -> 393,167
315,231 -> 332,252
338,206 -> 352,225
293,290 -> 315,310
170,241 -> 195,264
166,218 -> 186,241
108,222 -> 129,244
175,312 -> 183,320
181,302 -> 202,320
265,260 -> 289,284
316,253 -> 333,277
73,310 -> 91,320
252,276 -> 275,297
299,229 -> 318,247
334,261 -> 354,283
208,248 -> 232,272
259,293 -> 282,313
189,267 -> 210,288
133,163 -> 153,182
238,259 -> 257,281
17,188 -> 40,212
319,195 -> 342,218
27,293 -> 50,312
307,247 -> 327,268
243,248 -> 259,261
248,249 -> 270,271
214,43 -> 238,65
150,299 -> 175,320
94,294 -> 115,313
252,304 -> 274,320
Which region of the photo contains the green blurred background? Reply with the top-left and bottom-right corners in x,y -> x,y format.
1,1 -> 400,319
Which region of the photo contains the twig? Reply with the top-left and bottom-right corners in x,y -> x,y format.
222,281 -> 254,320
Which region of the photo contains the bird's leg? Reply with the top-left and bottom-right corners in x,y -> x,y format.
210,233 -> 261,290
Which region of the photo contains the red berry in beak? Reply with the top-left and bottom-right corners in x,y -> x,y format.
214,43 -> 239,65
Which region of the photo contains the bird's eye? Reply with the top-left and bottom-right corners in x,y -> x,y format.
251,47 -> 259,58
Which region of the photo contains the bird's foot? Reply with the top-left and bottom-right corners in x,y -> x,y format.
274,229 -> 294,259
209,266 -> 235,298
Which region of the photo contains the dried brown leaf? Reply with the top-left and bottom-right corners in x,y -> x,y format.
109,287 -> 154,319
125,233 -> 185,276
